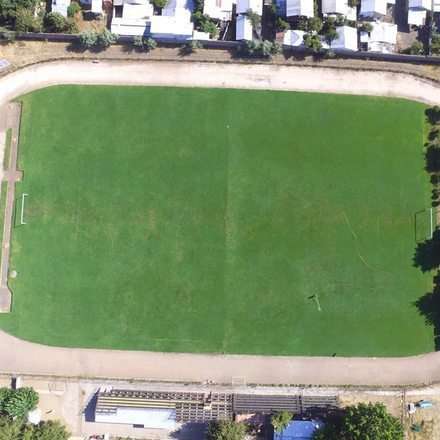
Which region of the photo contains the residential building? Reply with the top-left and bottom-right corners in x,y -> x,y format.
236,13 -> 253,39
328,25 -> 358,50
359,0 -> 387,17
407,0 -> 431,25
203,0 -> 234,20
360,21 -> 397,52
236,0 -> 262,15
321,0 -> 356,19
111,0 -> 153,36
150,15 -> 194,39
285,0 -> 314,17
51,0 -> 70,16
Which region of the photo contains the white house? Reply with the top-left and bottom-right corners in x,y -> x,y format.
407,0 -> 431,25
162,0 -> 193,18
236,0 -> 262,14
359,0 -> 387,17
360,21 -> 397,52
203,0 -> 234,20
283,29 -> 305,46
111,0 -> 153,36
434,0 -> 440,12
321,0 -> 356,19
329,25 -> 358,50
236,13 -> 253,39
285,0 -> 314,16
150,15 -> 194,39
51,0 -> 70,16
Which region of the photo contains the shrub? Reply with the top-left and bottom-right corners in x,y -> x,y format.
408,40 -> 424,55
3,388 -> 38,419
79,30 -> 98,47
97,29 -> 118,47
303,33 -> 322,52
67,1 -> 81,17
14,7 -> 37,32
44,12 -> 68,32
307,16 -> 322,33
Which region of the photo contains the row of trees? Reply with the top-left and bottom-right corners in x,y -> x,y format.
79,29 -> 118,48
205,403 -> 403,440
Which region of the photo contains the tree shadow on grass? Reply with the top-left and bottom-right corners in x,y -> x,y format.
413,229 -> 440,272
414,271 -> 440,350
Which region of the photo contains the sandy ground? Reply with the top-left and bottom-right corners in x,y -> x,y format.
1,60 -> 440,388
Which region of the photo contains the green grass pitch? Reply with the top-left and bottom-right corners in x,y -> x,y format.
0,85 -> 434,356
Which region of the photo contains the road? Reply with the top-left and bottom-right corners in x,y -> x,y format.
0,59 -> 439,387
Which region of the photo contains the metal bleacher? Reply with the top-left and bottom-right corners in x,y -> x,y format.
232,394 -> 339,414
95,389 -> 338,424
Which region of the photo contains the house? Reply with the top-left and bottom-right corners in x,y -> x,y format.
283,29 -> 305,46
203,0 -> 234,20
193,29 -> 211,39
162,0 -> 194,19
236,13 -> 253,39
236,0 -> 262,15
51,0 -> 70,16
111,0 -> 153,36
150,15 -> 194,39
407,0 -> 431,25
81,0 -> 103,14
328,25 -> 358,50
359,0 -> 387,17
285,0 -> 314,17
360,21 -> 397,52
273,420 -> 324,440
321,0 -> 356,19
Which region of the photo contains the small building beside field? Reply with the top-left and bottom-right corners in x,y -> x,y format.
329,25 -> 358,50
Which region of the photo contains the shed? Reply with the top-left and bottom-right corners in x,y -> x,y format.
95,407 -> 177,430
273,420 -> 324,440
285,0 -> 314,17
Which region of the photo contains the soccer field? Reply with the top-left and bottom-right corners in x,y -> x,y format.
0,85 -> 434,356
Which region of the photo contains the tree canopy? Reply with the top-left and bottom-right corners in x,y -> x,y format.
206,420 -> 247,440
271,411 -> 292,433
0,388 -> 38,419
314,403 -> 404,440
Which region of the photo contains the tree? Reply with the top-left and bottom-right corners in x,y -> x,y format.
271,411 -> 292,433
67,1 -> 81,17
152,0 -> 167,8
303,33 -> 322,52
97,29 -> 118,47
32,421 -> 69,440
314,403 -> 404,440
324,27 -> 338,46
79,30 -> 98,47
0,0 -> 39,27
133,36 -> 157,51
0,417 -> 22,440
276,17 -> 290,32
246,8 -> 261,29
44,12 -> 68,32
206,421 -> 247,440
3,388 -> 38,419
0,389 -> 12,414
14,7 -> 36,32
307,16 -> 322,33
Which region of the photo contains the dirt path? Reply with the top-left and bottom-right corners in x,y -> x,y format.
0,60 -> 440,386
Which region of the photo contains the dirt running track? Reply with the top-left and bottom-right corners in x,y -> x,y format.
0,59 -> 439,387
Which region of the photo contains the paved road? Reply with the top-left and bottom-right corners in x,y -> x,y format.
0,60 -> 439,387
